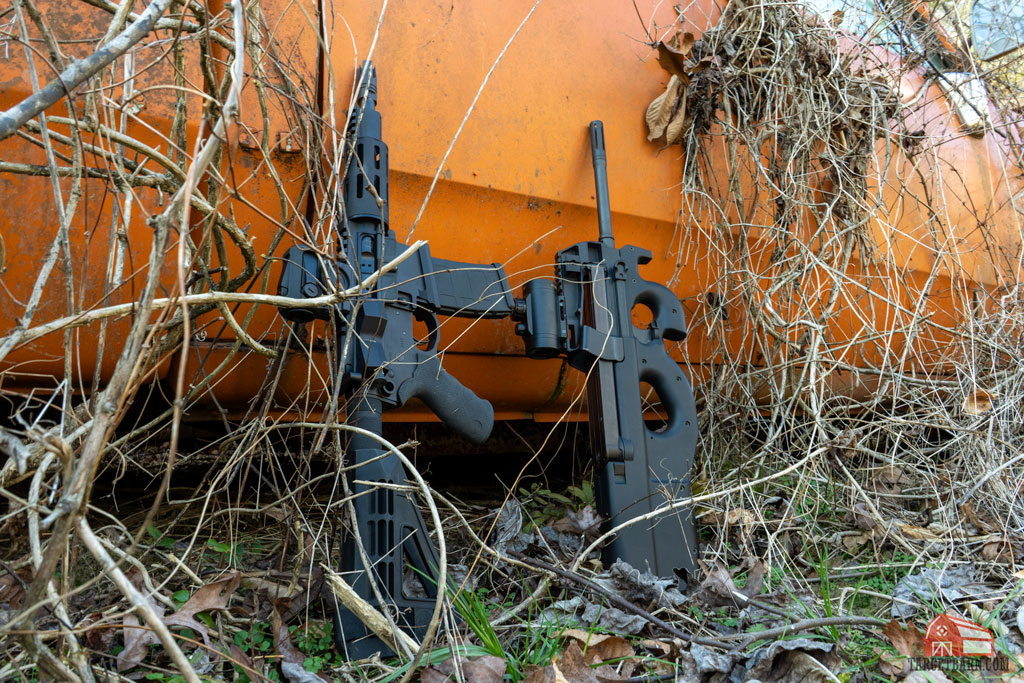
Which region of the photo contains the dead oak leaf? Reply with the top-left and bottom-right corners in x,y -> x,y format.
454,655 -> 508,682
874,465 -> 912,495
523,662 -> 572,683
170,573 -> 240,622
645,75 -> 684,141
841,529 -> 880,551
551,505 -> 603,538
882,619 -> 927,658
744,560 -> 767,597
875,645 -> 909,677
420,654 -> 507,683
119,573 -> 242,672
117,597 -> 164,672
744,640 -> 839,682
982,536 -> 1020,563
850,502 -> 877,531
228,644 -> 261,682
655,32 -> 695,78
694,564 -> 737,607
117,568 -> 169,672
163,572 -> 241,646
694,560 -> 765,608
525,643 -> 598,683
118,614 -> 157,673
561,629 -> 635,679
562,629 -> 617,647
80,612 -> 114,654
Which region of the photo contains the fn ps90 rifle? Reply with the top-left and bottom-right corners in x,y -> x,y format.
512,121 -> 698,581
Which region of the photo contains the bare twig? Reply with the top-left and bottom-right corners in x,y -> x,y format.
76,518 -> 200,683
2,240 -> 425,348
322,565 -> 421,657
0,0 -> 175,140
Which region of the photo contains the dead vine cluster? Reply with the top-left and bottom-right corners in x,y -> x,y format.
646,0 -> 1024,651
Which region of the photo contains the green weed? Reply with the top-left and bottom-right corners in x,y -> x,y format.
440,572 -> 566,681
293,621 -> 344,675
817,546 -> 840,642
518,481 -> 595,530
146,524 -> 176,550
231,621 -> 278,682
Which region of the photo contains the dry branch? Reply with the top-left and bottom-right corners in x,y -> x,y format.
0,0 -> 175,140
2,240 -> 426,349
322,565 -> 421,658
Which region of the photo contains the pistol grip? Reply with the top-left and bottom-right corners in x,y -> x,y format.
277,245 -> 337,323
397,355 -> 494,444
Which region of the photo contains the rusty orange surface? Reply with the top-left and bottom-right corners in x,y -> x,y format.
0,0 -> 1020,423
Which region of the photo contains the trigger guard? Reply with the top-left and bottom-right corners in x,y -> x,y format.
414,309 -> 439,352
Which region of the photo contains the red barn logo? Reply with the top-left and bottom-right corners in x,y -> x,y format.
924,614 -> 994,657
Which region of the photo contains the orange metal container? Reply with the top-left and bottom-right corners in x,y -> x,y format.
0,0 -> 1020,423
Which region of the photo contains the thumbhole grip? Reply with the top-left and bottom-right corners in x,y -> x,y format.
631,282 -> 687,341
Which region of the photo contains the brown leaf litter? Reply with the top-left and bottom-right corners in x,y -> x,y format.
117,571 -> 241,672
524,639 -> 635,683
421,654 -> 507,683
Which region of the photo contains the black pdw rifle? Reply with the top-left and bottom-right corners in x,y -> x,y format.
276,61 -> 514,657
512,121 -> 698,581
